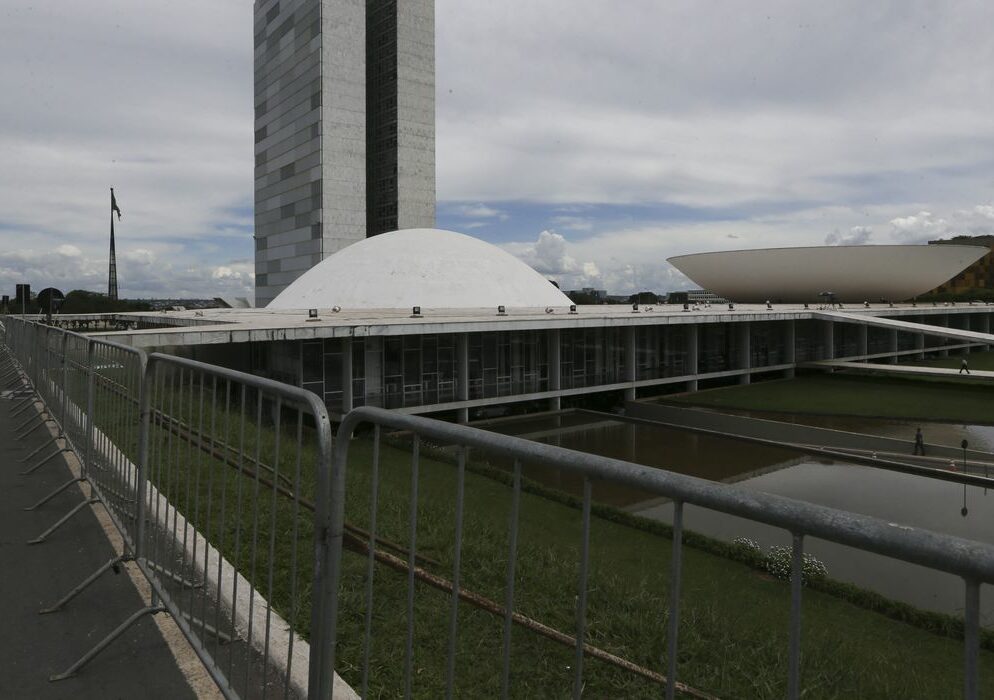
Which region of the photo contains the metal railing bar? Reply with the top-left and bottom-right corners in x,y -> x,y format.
788,533 -> 804,700
187,377 -> 210,636
228,383 -> 248,683
283,409 -> 304,700
444,446 -> 466,699
499,459 -> 522,700
360,424 -> 382,699
200,374 -> 219,648
665,500 -> 684,700
262,395 -> 284,700
572,478 -> 592,700
245,389 -> 265,695
964,578 -> 980,700
403,434 -> 421,700
213,379 -> 233,662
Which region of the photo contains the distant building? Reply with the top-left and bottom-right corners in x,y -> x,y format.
669,245 -> 987,303
565,287 -> 609,304
924,236 -> 994,297
667,290 -> 728,305
253,0 -> 435,307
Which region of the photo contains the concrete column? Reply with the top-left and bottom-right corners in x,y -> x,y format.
685,324 -> 699,392
456,333 -> 469,424
341,337 -> 353,414
888,329 -> 899,364
548,328 -> 561,411
857,324 -> 868,360
737,321 -> 751,385
981,313 -> 991,351
783,319 -> 796,379
936,314 -> 949,358
818,320 -> 835,374
915,332 -> 925,360
625,326 -> 637,401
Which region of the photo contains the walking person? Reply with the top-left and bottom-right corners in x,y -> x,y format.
913,427 -> 926,456
960,357 -> 970,374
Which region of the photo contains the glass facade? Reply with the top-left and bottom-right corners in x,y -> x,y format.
698,324 -> 740,373
749,321 -> 785,367
834,323 -> 860,358
793,320 -> 823,361
255,312 -> 992,414
559,327 -> 625,389
635,325 -> 689,380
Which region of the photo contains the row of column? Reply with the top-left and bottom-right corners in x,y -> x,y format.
334,316 -> 987,421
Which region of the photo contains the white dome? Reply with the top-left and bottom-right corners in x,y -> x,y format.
268,228 -> 573,309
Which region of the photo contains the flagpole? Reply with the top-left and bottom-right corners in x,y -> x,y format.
108,187 -> 119,301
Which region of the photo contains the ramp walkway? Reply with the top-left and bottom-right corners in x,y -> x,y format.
813,309 -> 994,345
802,359 -> 994,382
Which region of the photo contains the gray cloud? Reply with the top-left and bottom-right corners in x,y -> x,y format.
3,1 -> 994,300
825,226 -> 873,246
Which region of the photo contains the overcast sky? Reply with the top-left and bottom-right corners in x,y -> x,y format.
2,1 -> 993,299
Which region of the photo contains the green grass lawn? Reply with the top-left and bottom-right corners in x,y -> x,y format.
332,437 -> 994,698
665,368 -> 994,424
86,371 -> 994,698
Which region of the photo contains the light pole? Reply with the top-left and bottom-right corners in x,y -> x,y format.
962,439 -> 970,517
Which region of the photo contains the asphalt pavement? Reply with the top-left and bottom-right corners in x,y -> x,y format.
0,389 -> 200,699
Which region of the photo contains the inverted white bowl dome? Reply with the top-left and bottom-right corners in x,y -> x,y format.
668,245 -> 988,303
268,228 -> 573,309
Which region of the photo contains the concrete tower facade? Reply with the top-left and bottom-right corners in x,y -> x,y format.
253,0 -> 435,307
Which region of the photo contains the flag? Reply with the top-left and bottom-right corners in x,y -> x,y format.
111,188 -> 122,220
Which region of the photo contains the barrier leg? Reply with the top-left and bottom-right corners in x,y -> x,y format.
19,447 -> 73,475
40,555 -> 126,614
19,434 -> 66,463
17,417 -> 59,440
14,410 -> 46,433
10,395 -> 38,416
49,605 -> 166,682
27,497 -> 100,545
24,475 -> 85,511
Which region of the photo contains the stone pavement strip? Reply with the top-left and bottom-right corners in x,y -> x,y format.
0,393 -> 214,700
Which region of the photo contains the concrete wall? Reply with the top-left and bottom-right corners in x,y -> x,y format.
395,0 -> 435,231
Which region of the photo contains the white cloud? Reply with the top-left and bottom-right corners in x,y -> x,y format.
888,205 -> 994,243
456,203 -> 506,219
504,230 -> 603,289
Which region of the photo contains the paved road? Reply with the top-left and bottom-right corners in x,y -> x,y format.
0,390 -> 200,699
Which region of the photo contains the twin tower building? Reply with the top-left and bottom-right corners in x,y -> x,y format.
253,0 -> 436,306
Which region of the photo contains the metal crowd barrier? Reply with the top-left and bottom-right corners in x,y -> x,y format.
1,318 -> 343,699
8,314 -> 994,698
332,405 -> 994,700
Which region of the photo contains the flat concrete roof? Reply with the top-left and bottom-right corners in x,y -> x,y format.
43,301 -> 994,348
